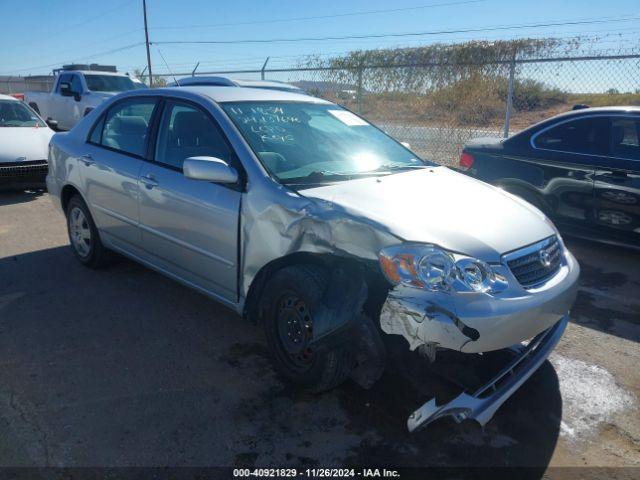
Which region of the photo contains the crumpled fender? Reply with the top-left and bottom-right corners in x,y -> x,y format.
240,183 -> 400,301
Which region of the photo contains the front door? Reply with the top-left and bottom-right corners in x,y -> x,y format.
137,99 -> 241,303
81,96 -> 159,250
53,73 -> 73,129
593,116 -> 640,245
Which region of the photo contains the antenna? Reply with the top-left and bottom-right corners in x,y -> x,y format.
156,48 -> 178,86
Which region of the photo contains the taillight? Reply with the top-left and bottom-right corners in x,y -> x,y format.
459,152 -> 474,170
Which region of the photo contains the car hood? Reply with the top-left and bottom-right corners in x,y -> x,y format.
0,127 -> 54,163
300,166 -> 556,262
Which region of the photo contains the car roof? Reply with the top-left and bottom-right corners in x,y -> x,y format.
232,79 -> 302,91
0,93 -> 19,101
168,76 -> 303,91
156,85 -> 330,104
61,70 -> 128,77
507,105 -> 640,142
169,76 -> 236,87
545,105 -> 640,121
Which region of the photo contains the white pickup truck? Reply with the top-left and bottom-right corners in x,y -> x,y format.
25,66 -> 144,131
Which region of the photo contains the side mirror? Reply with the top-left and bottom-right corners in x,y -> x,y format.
183,156 -> 238,184
59,82 -> 72,97
73,92 -> 81,102
45,118 -> 58,130
401,141 -> 411,149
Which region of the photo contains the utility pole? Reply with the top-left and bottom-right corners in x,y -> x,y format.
142,0 -> 153,87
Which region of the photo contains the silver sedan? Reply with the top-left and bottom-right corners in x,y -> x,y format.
46,86 -> 579,432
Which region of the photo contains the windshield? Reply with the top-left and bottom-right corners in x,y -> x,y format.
222,101 -> 433,184
0,100 -> 46,127
84,74 -> 137,92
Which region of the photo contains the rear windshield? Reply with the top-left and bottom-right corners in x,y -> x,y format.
84,75 -> 137,92
0,100 -> 46,127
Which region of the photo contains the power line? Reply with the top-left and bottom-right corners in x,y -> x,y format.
158,27 -> 640,64
0,43 -> 144,75
7,0 -> 138,54
151,15 -> 640,45
149,29 -> 640,75
1,29 -> 143,70
151,0 -> 486,30
40,0 -> 137,38
150,28 -> 640,73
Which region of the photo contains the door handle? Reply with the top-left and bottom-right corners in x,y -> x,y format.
606,171 -> 628,183
140,175 -> 159,189
80,154 -> 94,166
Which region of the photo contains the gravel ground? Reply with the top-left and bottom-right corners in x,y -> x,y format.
0,189 -> 638,475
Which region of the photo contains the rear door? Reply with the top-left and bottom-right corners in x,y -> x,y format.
137,98 -> 241,303
528,115 -> 610,231
593,115 -> 640,245
81,96 -> 159,250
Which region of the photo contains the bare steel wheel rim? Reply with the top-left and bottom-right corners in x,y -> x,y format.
276,293 -> 315,371
69,206 -> 92,258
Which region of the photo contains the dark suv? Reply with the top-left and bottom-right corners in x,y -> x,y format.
460,107 -> 640,249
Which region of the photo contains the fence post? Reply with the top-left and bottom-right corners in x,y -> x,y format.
261,57 -> 270,80
356,61 -> 364,114
503,58 -> 516,138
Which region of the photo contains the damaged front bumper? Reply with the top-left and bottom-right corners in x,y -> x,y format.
380,249 -> 579,353
407,315 -> 567,432
379,247 -> 578,431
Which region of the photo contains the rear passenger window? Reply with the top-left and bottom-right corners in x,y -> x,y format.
101,98 -> 157,157
534,117 -> 609,156
155,100 -> 231,170
611,118 -> 640,161
88,114 -> 105,144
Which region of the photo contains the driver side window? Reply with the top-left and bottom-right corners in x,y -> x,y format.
70,75 -> 82,95
57,74 -> 72,94
155,100 -> 232,170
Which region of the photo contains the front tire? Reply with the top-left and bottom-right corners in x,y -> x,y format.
66,195 -> 111,268
262,265 -> 354,392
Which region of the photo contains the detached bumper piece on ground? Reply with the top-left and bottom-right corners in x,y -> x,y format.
407,315 -> 568,432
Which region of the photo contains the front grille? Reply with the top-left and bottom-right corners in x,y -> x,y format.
0,160 -> 48,178
504,236 -> 562,288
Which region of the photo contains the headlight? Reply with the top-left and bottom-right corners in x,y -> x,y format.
379,244 -> 507,294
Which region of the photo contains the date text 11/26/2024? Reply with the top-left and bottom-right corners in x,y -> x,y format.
233,468 -> 401,478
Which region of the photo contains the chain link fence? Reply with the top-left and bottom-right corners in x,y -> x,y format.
169,53 -> 639,165
0,76 -> 54,96
3,52 -> 638,166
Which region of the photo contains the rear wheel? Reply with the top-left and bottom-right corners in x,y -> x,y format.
262,265 -> 353,392
66,195 -> 111,268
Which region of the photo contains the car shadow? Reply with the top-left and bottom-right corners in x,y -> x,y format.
0,245 -> 562,472
0,187 -> 46,206
564,237 -> 640,344
330,337 -> 562,474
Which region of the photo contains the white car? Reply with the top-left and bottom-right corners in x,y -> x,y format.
0,94 -> 54,188
24,66 -> 140,131
168,76 -> 305,93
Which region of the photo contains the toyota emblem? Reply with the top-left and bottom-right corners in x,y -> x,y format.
539,248 -> 552,267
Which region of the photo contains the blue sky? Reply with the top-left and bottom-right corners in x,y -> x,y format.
1,0 -> 639,79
